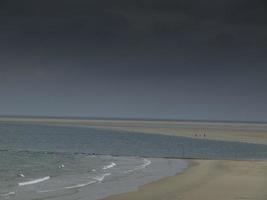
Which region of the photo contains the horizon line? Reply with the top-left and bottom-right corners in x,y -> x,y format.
0,114 -> 267,125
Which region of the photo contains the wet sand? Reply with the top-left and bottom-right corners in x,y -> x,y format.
103,159 -> 267,200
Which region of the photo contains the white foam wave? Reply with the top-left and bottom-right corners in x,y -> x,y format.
58,164 -> 65,169
124,158 -> 151,173
38,180 -> 98,193
18,176 -> 50,186
102,162 -> 116,170
65,180 -> 97,189
38,173 -> 111,194
18,173 -> 25,178
38,189 -> 59,193
142,158 -> 152,168
93,173 -> 111,182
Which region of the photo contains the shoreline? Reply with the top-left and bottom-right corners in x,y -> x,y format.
0,155 -> 188,200
102,159 -> 267,200
67,158 -> 188,200
100,160 -> 196,200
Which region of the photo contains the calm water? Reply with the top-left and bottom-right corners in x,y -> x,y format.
0,122 -> 267,160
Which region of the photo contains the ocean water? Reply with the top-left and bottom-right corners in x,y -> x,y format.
0,122 -> 189,199
0,122 -> 267,199
0,150 -> 184,200
1,122 -> 267,159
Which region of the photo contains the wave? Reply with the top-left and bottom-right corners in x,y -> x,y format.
124,158 -> 151,173
58,164 -> 65,169
18,176 -> 50,186
65,180 -> 97,189
38,189 -> 59,193
38,173 -> 111,193
93,173 -> 111,182
38,180 -> 98,193
18,173 -> 25,178
102,162 -> 116,170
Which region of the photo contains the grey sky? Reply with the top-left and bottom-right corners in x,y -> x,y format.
0,0 -> 267,121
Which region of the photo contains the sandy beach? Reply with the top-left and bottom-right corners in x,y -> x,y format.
103,159 -> 267,200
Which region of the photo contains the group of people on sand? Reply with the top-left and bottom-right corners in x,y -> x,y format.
194,128 -> 208,138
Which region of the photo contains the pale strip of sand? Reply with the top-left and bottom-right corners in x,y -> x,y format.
103,159 -> 267,200
1,117 -> 267,144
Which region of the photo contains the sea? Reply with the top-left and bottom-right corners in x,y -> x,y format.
0,122 -> 267,199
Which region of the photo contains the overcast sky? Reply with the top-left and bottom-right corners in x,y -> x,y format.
0,0 -> 267,121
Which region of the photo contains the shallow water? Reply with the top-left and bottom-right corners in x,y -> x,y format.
0,151 -> 186,200
0,122 -> 267,159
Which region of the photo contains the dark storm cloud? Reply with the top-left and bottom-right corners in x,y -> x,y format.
0,0 -> 267,120
0,0 -> 266,66
0,0 -> 266,56
0,0 -> 266,68
0,0 -> 266,43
